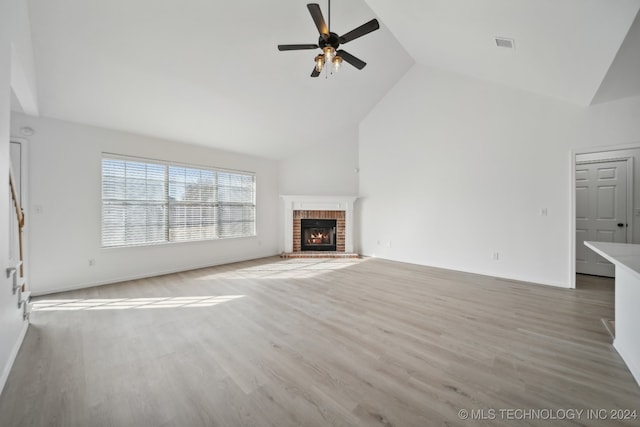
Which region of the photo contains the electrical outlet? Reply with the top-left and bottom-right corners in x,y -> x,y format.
492,252 -> 500,261
540,208 -> 548,216
88,259 -> 96,267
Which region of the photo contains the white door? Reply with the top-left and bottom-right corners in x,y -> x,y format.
576,160 -> 628,277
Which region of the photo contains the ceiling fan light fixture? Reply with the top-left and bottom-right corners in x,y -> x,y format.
323,46 -> 336,64
315,54 -> 325,72
277,0 -> 379,77
332,55 -> 343,72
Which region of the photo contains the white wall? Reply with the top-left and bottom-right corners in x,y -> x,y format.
359,65 -> 640,287
8,0 -> 38,115
10,113 -> 280,295
278,126 -> 360,196
1,0 -> 30,396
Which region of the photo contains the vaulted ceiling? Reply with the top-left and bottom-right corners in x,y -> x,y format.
367,0 -> 640,105
13,0 -> 640,158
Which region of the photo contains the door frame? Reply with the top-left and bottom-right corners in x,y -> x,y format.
570,143 -> 639,288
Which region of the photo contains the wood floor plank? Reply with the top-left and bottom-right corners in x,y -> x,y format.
1,257 -> 639,426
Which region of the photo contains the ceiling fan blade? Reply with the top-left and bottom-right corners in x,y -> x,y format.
307,3 -> 329,38
338,19 -> 380,44
336,50 -> 367,70
278,44 -> 319,51
311,67 -> 320,78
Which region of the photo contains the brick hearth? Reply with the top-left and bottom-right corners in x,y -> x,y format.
280,251 -> 359,259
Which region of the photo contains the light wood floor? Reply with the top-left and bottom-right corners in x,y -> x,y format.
1,257 -> 639,426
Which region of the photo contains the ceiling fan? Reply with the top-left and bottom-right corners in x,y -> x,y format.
277,1 -> 380,77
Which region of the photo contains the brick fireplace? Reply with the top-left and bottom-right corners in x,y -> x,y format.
294,210 -> 345,252
281,196 -> 357,257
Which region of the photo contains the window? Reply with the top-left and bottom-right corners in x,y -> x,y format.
102,154 -> 255,248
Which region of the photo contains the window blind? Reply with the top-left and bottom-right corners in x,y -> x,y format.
102,155 -> 256,248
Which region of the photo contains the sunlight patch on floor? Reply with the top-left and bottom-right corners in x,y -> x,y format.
196,258 -> 363,280
33,295 -> 245,311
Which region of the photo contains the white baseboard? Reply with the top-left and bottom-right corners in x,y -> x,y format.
31,252 -> 280,297
360,253 -> 570,289
0,321 -> 29,396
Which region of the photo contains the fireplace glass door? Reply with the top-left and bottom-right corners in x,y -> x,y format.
300,219 -> 337,251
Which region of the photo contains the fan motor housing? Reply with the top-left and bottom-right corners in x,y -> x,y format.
319,32 -> 341,50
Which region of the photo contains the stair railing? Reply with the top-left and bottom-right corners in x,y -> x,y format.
7,168 -> 30,320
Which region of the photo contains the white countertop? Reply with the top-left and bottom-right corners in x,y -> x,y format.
584,241 -> 640,279
584,241 -> 640,387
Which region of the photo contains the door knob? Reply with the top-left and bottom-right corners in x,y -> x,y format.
617,223 -> 627,227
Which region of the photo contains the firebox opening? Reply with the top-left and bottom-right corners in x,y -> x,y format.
301,219 -> 337,251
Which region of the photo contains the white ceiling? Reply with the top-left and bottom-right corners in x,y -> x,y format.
592,8 -> 640,104
24,0 -> 413,159
20,0 -> 640,159
364,0 -> 640,106
10,88 -> 24,114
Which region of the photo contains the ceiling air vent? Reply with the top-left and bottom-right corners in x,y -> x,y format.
495,37 -> 515,49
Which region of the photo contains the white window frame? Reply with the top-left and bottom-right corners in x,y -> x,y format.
101,153 -> 256,248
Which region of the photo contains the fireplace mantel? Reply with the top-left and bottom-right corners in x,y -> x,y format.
281,195 -> 358,254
